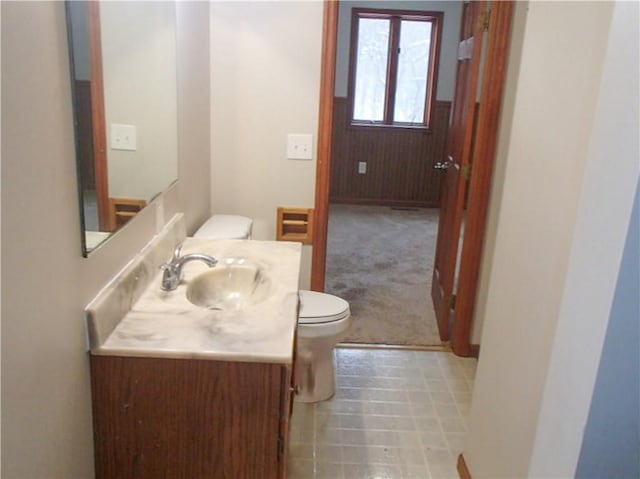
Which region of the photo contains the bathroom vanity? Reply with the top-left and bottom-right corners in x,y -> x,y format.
86,215 -> 301,478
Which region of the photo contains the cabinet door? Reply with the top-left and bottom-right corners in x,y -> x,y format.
91,355 -> 284,479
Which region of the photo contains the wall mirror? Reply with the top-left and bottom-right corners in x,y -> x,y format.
65,1 -> 178,256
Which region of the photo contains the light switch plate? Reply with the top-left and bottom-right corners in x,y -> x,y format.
358,161 -> 367,174
110,123 -> 137,151
287,134 -> 313,160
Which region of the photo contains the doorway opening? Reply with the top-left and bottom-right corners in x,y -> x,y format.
312,0 -> 515,355
322,1 -> 461,347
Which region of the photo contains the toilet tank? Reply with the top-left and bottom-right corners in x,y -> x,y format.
193,215 -> 253,240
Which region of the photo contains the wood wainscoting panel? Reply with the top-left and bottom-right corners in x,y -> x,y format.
330,97 -> 451,206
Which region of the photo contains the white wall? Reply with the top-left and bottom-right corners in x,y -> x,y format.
101,1 -> 178,202
465,1 -> 639,477
209,1 -> 323,289
335,0 -> 463,100
0,2 -> 211,476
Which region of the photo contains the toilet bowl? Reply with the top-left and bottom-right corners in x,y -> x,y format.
193,215 -> 253,240
295,290 -> 351,403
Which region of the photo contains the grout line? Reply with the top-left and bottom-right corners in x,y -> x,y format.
409,378 -> 432,479
337,342 -> 451,352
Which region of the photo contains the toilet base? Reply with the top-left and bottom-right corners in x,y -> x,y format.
294,334 -> 341,403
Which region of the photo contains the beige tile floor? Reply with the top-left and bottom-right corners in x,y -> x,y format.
287,348 -> 477,479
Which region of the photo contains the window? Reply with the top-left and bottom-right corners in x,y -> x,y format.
348,9 -> 442,129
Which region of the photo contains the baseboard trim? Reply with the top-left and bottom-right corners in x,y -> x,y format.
337,342 -> 450,352
458,453 -> 472,479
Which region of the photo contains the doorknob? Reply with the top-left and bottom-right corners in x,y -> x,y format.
434,155 -> 454,170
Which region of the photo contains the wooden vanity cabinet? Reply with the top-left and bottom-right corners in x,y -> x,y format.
90,355 -> 294,479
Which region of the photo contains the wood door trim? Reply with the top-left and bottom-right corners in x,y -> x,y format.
311,0 -> 338,292
87,2 -> 110,232
451,1 -> 515,357
457,453 -> 473,479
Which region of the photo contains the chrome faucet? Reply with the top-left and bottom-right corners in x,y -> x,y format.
160,243 -> 217,291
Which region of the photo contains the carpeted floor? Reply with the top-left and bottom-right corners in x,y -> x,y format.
325,204 -> 442,346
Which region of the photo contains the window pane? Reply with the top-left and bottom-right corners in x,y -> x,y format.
353,18 -> 390,122
393,20 -> 432,124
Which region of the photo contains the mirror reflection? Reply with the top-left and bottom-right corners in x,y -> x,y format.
66,1 -> 178,255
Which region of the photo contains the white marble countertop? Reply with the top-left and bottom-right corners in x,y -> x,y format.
93,238 -> 302,364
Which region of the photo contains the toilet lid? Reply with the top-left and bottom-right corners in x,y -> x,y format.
193,215 -> 253,240
299,290 -> 350,324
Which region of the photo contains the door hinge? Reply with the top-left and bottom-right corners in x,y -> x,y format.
462,163 -> 472,181
446,294 -> 457,310
479,9 -> 490,32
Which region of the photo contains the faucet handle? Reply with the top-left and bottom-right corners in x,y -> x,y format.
159,243 -> 182,272
159,262 -> 172,272
172,243 -> 183,261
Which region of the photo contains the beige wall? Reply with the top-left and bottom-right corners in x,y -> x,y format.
209,1 -> 323,289
465,1 -> 639,477
176,2 -> 212,235
0,2 -> 211,476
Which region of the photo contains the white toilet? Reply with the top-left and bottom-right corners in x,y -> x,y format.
193,214 -> 351,402
295,290 -> 351,402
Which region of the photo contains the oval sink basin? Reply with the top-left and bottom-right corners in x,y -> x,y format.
186,258 -> 270,310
